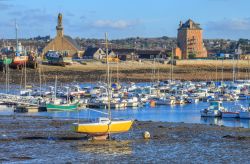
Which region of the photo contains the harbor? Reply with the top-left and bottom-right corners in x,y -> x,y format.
1,0 -> 250,163
0,79 -> 250,127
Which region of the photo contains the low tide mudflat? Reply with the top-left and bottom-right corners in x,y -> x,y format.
1,115 -> 250,163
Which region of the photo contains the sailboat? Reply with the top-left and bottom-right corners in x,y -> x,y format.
46,76 -> 79,111
73,33 -> 133,139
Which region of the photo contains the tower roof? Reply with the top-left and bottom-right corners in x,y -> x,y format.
179,19 -> 202,30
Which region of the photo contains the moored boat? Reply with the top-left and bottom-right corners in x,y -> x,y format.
239,105 -> 250,119
200,101 -> 226,117
46,102 -> 78,111
73,117 -> 133,136
221,104 -> 245,118
222,111 -> 239,118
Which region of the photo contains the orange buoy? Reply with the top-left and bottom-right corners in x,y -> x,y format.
150,100 -> 155,107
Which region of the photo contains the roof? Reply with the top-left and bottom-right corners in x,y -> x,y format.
179,19 -> 202,30
64,35 -> 81,50
137,50 -> 162,55
112,48 -> 136,54
83,47 -> 103,57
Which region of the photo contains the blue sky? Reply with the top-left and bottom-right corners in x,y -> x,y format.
0,0 -> 250,40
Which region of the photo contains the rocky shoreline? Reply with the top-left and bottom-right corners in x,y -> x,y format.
0,115 -> 250,163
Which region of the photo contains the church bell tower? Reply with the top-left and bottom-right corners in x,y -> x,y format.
56,13 -> 64,37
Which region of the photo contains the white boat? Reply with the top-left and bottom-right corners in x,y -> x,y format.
126,97 -> 139,107
239,110 -> 250,119
222,104 -> 245,118
222,111 -> 239,118
175,96 -> 185,105
200,101 -> 226,117
166,97 -> 176,105
237,94 -> 248,100
239,105 -> 250,118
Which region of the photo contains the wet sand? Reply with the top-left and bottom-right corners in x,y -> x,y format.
0,115 -> 250,163
0,60 -> 250,84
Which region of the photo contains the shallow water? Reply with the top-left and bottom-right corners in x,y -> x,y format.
1,100 -> 250,128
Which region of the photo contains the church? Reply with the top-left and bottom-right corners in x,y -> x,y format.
42,13 -> 83,58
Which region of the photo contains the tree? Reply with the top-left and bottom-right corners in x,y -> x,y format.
188,53 -> 196,59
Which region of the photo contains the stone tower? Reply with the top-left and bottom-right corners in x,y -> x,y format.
56,13 -> 63,37
177,19 -> 207,59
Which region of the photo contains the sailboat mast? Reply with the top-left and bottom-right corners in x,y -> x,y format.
116,53 -> 119,83
5,61 -> 8,94
171,48 -> 174,82
55,75 -> 57,100
248,57 -> 250,81
157,59 -> 160,82
39,68 -> 42,97
24,49 -> 27,90
221,58 -> 224,83
233,55 -> 235,82
15,20 -> 18,55
215,57 -> 218,82
105,33 -> 111,120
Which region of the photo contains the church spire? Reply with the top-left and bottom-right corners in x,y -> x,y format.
56,13 -> 63,37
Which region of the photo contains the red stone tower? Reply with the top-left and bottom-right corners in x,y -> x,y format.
177,19 -> 207,59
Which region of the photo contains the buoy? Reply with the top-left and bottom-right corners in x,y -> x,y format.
143,131 -> 150,139
150,100 -> 155,107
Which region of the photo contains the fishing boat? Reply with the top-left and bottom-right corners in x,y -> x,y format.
73,33 -> 133,139
200,101 -> 226,117
10,23 -> 29,68
12,55 -> 28,66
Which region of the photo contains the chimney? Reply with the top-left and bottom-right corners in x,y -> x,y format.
189,20 -> 193,28
179,21 -> 183,28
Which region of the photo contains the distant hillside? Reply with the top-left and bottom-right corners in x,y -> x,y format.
1,36 -> 250,55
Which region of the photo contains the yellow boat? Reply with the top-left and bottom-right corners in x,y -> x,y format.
73,117 -> 133,136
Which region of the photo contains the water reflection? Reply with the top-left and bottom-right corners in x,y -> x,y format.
76,140 -> 132,156
200,117 -> 223,126
200,117 -> 250,128
1,100 -> 250,128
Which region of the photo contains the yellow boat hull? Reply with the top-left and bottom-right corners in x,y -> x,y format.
73,120 -> 133,136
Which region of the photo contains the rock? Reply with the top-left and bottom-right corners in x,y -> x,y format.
143,131 -> 150,139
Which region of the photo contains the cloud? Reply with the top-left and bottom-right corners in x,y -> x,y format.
204,18 -> 250,39
0,1 -> 13,10
206,18 -> 250,31
91,19 -> 140,29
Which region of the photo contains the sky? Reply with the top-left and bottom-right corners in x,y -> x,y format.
0,0 -> 250,40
